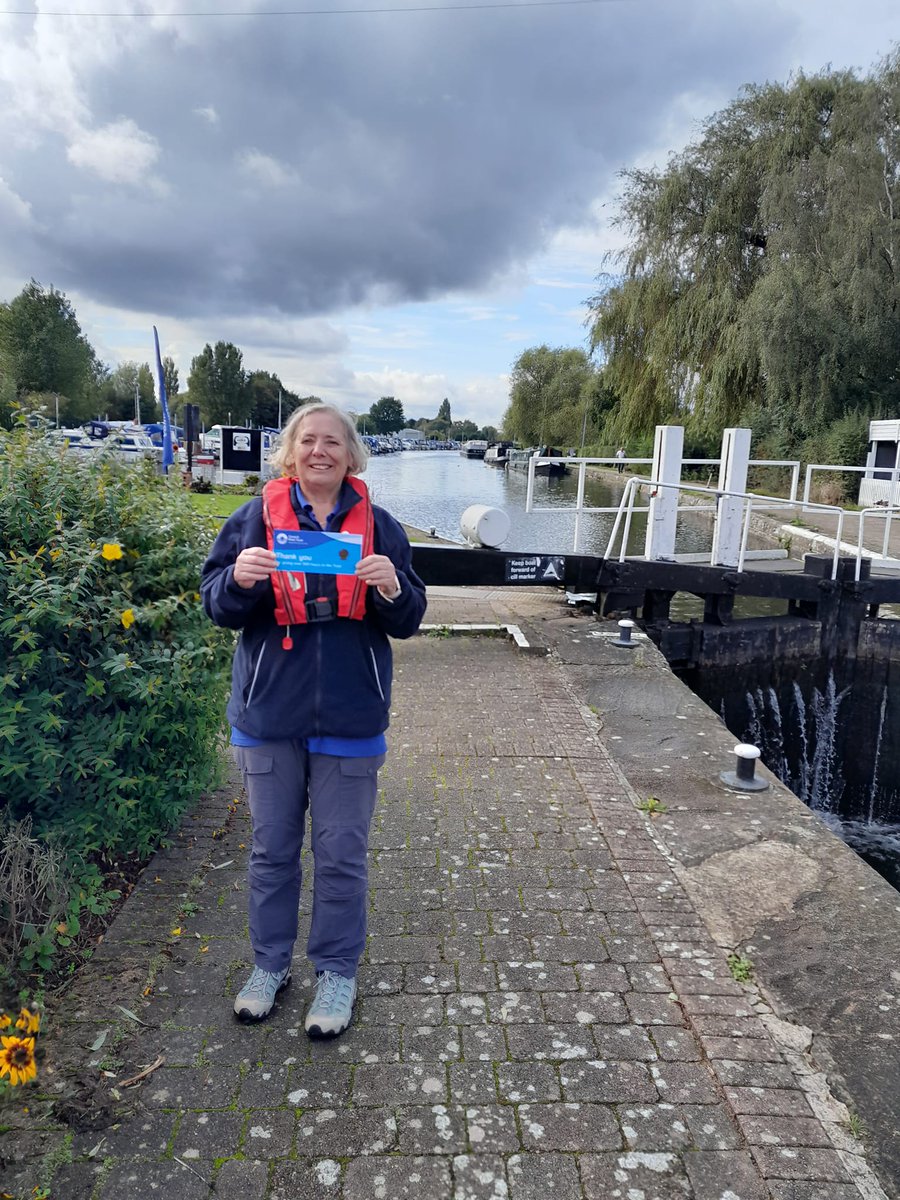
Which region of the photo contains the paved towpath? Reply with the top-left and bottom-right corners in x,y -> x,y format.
9,587 -> 891,1200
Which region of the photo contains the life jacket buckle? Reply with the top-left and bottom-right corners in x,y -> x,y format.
305,595 -> 335,623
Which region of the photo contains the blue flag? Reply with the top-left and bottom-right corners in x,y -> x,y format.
152,325 -> 175,473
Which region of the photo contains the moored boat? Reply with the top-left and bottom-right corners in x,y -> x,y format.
460,439 -> 488,459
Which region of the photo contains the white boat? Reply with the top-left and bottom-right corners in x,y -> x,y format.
484,441 -> 513,465
460,439 -> 488,459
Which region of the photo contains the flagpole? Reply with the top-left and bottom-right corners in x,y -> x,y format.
152,326 -> 175,476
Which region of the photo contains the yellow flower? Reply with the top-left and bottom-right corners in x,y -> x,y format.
170,927 -> 182,937
15,1008 -> 40,1036
0,1014 -> 11,1030
0,1036 -> 37,1086
120,609 -> 135,630
101,542 -> 124,561
49,548 -> 62,561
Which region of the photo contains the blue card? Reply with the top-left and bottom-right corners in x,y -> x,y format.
272,529 -> 363,575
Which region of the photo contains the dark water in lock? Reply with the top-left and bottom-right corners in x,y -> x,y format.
363,451 -> 711,556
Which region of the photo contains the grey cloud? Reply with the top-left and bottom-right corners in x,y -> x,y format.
0,1 -> 794,320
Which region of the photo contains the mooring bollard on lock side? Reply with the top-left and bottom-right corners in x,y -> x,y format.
613,618 -> 637,648
720,743 -> 769,792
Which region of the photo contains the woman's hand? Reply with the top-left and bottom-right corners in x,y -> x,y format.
356,554 -> 401,600
234,546 -> 279,589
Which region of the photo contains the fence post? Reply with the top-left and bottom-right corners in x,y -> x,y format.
644,425 -> 683,561
711,427 -> 751,568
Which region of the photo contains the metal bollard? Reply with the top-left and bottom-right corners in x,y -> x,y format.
720,743 -> 769,792
613,618 -> 637,648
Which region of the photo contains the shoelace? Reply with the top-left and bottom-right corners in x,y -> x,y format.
244,967 -> 279,999
315,970 -> 348,1012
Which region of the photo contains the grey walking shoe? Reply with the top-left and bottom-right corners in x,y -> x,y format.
233,964 -> 291,1023
304,970 -> 357,1039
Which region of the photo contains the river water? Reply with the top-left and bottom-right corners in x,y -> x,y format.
363,450 -> 711,555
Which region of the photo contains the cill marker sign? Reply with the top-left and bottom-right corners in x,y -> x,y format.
504,555 -> 565,584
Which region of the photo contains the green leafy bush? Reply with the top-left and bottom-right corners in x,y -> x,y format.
0,425 -> 232,862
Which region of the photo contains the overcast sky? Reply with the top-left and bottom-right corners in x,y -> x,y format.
0,0 -> 897,427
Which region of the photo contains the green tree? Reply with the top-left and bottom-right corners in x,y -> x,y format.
96,361 -> 156,422
162,356 -> 179,410
503,345 -> 598,447
437,398 -> 451,424
0,281 -> 100,420
366,396 -> 405,433
450,419 -> 480,441
188,341 -> 247,426
588,57 -> 900,450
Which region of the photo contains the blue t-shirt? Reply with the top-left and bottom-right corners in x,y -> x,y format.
230,480 -> 386,757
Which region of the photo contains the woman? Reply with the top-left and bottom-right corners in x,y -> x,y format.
201,403 -> 426,1037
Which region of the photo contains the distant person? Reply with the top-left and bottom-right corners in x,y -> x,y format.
201,403 -> 427,1038
615,447 -> 626,474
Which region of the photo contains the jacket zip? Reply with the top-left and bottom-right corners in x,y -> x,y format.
369,647 -> 386,701
245,640 -> 267,711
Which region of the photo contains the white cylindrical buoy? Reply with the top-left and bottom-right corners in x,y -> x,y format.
613,618 -> 637,648
720,743 -> 769,792
459,505 -> 511,548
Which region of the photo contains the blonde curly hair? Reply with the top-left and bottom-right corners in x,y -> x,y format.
269,402 -> 369,478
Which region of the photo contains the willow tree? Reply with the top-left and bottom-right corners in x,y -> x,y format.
503,345 -> 598,447
588,54 -> 900,451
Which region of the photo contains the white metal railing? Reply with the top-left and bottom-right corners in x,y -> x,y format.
604,476 -> 863,578
525,456 -> 801,553
855,508 -> 900,580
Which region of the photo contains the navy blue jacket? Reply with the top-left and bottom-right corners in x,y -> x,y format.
201,483 -> 427,741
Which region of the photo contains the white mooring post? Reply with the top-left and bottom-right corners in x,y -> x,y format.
710,427 -> 752,568
644,425 -> 684,561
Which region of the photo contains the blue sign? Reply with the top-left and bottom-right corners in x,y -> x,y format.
272,529 -> 363,575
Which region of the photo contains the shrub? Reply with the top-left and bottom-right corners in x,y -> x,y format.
0,425 -> 233,864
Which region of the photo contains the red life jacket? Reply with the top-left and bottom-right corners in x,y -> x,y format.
262,475 -> 375,649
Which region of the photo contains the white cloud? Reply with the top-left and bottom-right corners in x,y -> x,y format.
237,149 -> 298,189
194,105 -> 219,124
0,177 -> 32,226
67,118 -> 161,186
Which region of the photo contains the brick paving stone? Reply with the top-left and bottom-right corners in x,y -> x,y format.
506,1151 -> 583,1199
681,1104 -> 743,1150
606,936 -> 662,963
766,1184 -> 863,1200
487,991 -> 544,1023
679,993 -> 757,1018
367,934 -> 442,961
445,992 -> 491,1024
344,1154 -> 452,1199
238,1062 -> 291,1106
307,1021 -> 401,1063
395,1103 -> 469,1153
242,1109 -> 296,1157
451,1154 -> 510,1200
715,1059 -> 799,1089
738,1114 -> 834,1148
99,1161 -> 214,1198
213,1159 -> 270,1198
505,1023 -> 594,1061
405,962 -> 459,992
285,1063 -> 353,1106
671,973 -> 745,996
651,1027 -> 703,1061
497,1061 -> 561,1101
560,1058 -> 658,1103
591,1024 -> 658,1061
496,961 -> 577,992
530,934 -> 610,962
46,1162 -> 106,1200
750,1144 -> 852,1182
683,1150 -> 769,1199
358,992 -> 444,1025
173,1110 -> 245,1159
702,1036 -> 785,1062
457,962 -> 499,991
519,1101 -> 622,1151
545,990 -> 627,1025
71,1107 -> 175,1160
404,1024 -> 463,1061
466,1105 -> 521,1151
448,1061 -> 499,1103
143,1064 -> 240,1108
353,1062 -> 449,1104
625,992 -> 688,1026
617,1101 -> 694,1150
725,1087 -> 815,1118
627,963 -> 672,992
294,1106 -> 397,1155
651,1062 -> 720,1104
576,962 -> 630,991
201,1021 -> 271,1066
461,1024 -> 508,1061
580,1151 -> 691,1199
269,1158 -> 345,1198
